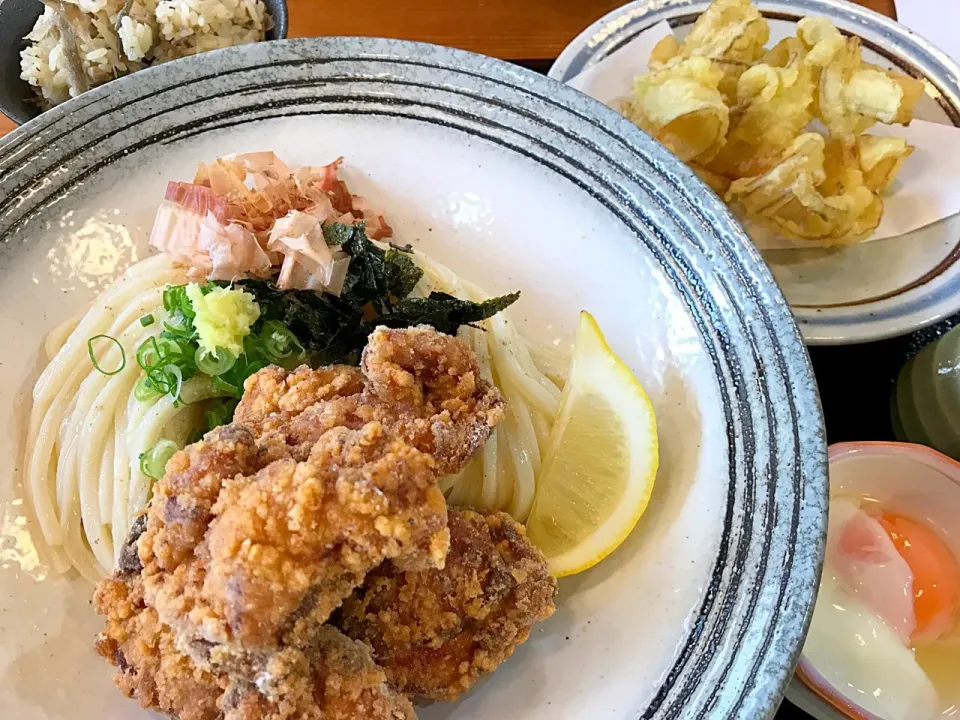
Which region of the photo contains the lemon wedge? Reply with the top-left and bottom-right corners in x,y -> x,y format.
526,311 -> 659,577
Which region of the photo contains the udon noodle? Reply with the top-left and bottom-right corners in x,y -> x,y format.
412,250 -> 563,521
24,250 -> 562,581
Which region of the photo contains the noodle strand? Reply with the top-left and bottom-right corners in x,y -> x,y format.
24,250 -> 564,579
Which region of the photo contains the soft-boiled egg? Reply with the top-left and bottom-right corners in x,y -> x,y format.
875,511 -> 960,646
827,498 -> 918,644
797,443 -> 960,720
798,570 -> 939,720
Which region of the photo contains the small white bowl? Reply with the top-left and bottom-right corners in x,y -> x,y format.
786,441 -> 960,719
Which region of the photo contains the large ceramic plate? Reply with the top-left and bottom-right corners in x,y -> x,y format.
550,0 -> 960,345
0,38 -> 826,719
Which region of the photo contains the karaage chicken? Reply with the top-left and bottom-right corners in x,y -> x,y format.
94,575 -> 226,720
221,625 -> 415,720
135,326 -> 504,675
94,326 -> 543,719
340,508 -> 557,701
235,325 -> 506,474
95,565 -> 413,720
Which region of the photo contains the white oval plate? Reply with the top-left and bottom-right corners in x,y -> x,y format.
0,37 -> 826,719
550,0 -> 960,345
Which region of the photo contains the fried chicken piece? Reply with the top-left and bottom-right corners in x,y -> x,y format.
139,424 -> 271,575
340,508 -> 557,701
234,364 -> 365,438
94,576 -> 414,720
93,576 -> 227,720
145,422 -> 450,673
221,626 -> 415,720
360,325 -> 505,475
139,326 -> 505,677
95,520 -> 228,719
137,424 -> 279,664
96,526 -> 414,720
235,325 -> 505,475
200,423 -> 449,657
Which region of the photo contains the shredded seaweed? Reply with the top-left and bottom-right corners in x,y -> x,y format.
385,291 -> 522,336
322,222 -> 355,247
234,223 -> 520,366
384,248 -> 424,300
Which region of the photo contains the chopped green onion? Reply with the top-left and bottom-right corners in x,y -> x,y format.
137,337 -> 197,403
137,336 -> 162,369
178,377 -> 221,404
140,439 -> 179,480
204,398 -> 239,430
139,314 -> 155,327
147,369 -> 175,396
162,285 -> 196,319
195,346 -> 237,376
164,364 -> 184,402
87,335 -> 126,376
161,338 -> 186,358
211,376 -> 240,397
137,337 -> 192,375
162,312 -> 196,342
134,375 -> 161,402
261,320 -> 303,361
236,354 -> 267,379
164,313 -> 188,332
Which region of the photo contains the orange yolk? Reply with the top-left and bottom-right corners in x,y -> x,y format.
876,511 -> 960,644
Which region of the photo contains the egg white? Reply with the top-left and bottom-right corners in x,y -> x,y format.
803,572 -> 940,720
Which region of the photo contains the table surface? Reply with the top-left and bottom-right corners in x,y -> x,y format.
1,1 -> 944,719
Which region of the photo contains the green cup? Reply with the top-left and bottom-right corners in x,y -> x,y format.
893,324 -> 960,459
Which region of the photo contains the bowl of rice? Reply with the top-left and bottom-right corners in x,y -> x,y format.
0,0 -> 288,125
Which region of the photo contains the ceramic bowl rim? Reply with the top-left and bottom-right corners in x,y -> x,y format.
828,440 -> 960,484
0,35 -> 828,719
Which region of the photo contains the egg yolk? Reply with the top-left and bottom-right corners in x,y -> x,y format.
876,511 -> 960,644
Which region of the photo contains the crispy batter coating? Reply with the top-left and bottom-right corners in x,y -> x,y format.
137,326 -> 504,675
236,326 -> 505,475
221,626 -> 415,720
137,425 -> 278,667
93,576 -> 227,720
139,425 -> 270,575
233,365 -> 365,438
361,325 -> 505,475
340,508 -> 557,701
202,423 -> 449,654
93,576 -> 413,720
98,326 -> 509,717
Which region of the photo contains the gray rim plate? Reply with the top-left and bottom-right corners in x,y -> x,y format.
0,36 -> 828,719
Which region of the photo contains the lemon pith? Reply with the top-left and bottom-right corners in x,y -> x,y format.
526,311 -> 659,577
